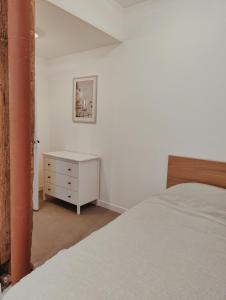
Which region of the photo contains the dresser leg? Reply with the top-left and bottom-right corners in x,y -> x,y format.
77,205 -> 80,215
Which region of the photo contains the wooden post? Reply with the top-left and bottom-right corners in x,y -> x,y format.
0,0 -> 10,269
8,0 -> 35,284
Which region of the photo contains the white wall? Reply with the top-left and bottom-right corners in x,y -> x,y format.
47,0 -> 226,210
36,57 -> 51,188
47,0 -> 124,41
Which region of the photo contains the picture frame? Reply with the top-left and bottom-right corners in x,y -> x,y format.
73,75 -> 97,123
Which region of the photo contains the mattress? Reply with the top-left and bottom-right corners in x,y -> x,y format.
4,183 -> 226,300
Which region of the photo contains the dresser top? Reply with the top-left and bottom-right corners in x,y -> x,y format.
43,151 -> 100,162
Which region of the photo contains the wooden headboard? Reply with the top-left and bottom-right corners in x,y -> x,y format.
167,155 -> 226,189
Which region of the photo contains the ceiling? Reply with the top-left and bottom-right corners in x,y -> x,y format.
36,0 -> 119,59
115,0 -> 147,7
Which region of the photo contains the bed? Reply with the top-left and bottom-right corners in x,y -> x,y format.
4,155 -> 226,300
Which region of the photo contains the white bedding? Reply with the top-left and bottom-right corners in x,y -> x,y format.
4,184 -> 226,300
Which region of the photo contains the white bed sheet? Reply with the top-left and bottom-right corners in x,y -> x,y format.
4,184 -> 226,300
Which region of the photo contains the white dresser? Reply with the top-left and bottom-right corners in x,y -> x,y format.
43,151 -> 100,215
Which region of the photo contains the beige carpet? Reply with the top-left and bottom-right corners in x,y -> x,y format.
31,198 -> 119,267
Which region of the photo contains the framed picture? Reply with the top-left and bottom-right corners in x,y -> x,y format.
73,75 -> 97,123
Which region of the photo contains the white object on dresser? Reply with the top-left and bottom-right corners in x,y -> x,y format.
43,151 -> 100,215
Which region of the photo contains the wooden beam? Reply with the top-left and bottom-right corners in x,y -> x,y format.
0,0 -> 10,267
30,0 -> 35,180
8,0 -> 35,284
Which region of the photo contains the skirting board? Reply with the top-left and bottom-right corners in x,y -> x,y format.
97,200 -> 126,214
36,190 -> 126,214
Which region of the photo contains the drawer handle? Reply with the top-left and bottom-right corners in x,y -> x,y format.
68,182 -> 71,185
48,176 -> 51,179
68,168 -> 71,171
48,163 -> 51,166
68,195 -> 71,198
48,188 -> 51,191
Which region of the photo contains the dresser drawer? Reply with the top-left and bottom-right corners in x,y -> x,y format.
44,157 -> 78,177
45,171 -> 78,191
45,183 -> 78,205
